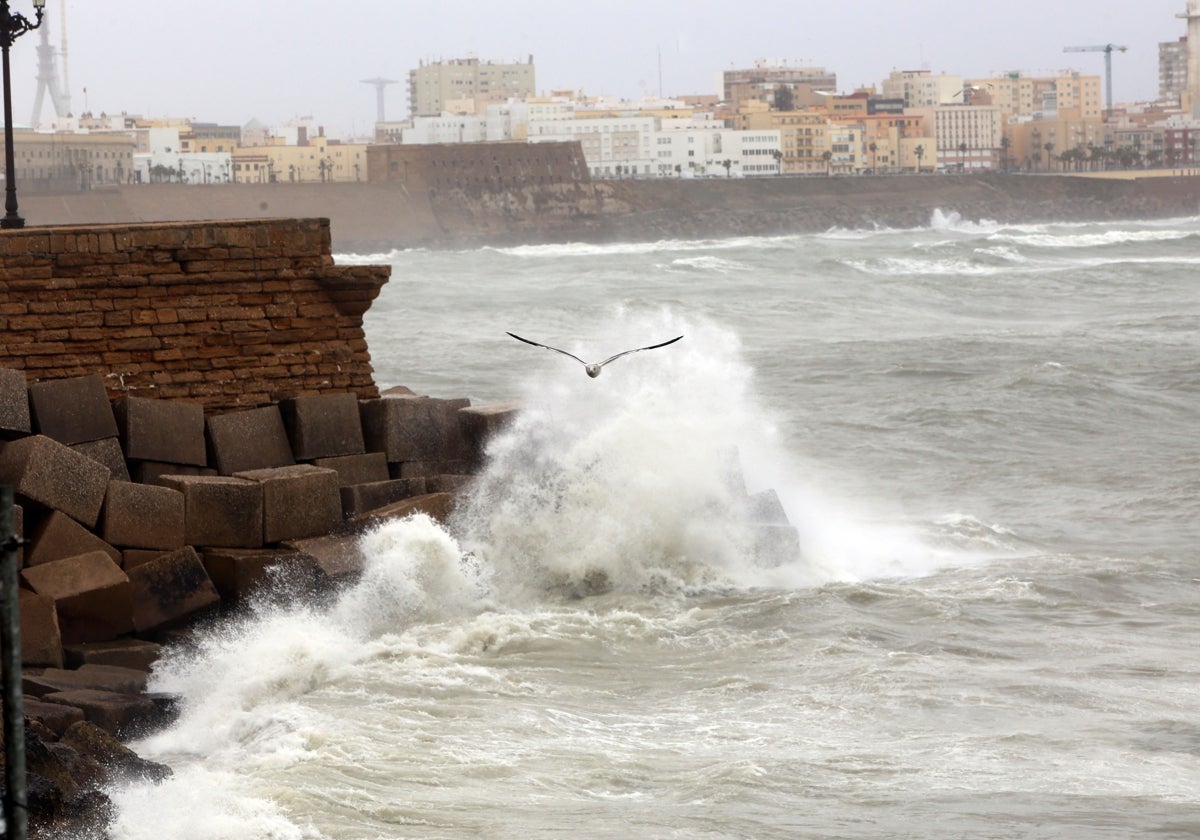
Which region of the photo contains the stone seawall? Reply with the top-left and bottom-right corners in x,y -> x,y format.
17,173 -> 1200,253
0,218 -> 388,411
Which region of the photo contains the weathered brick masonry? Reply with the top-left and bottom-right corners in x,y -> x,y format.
0,218 -> 389,411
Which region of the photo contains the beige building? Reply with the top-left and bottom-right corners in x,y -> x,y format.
408,56 -> 535,117
882,70 -> 964,108
723,61 -> 837,110
232,135 -> 369,183
0,130 -> 135,191
970,71 -> 1102,120
739,108 -> 831,174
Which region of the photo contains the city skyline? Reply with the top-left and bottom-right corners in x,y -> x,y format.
4,0 -> 1194,138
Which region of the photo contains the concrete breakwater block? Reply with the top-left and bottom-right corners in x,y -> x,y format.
25,509 -> 122,568
360,395 -> 472,463
127,546 -> 220,633
202,547 -> 308,600
39,688 -> 163,739
100,480 -> 186,551
63,638 -> 162,671
114,396 -> 207,467
0,365 -> 31,437
72,437 -> 132,482
233,464 -> 342,543
157,474 -> 264,548
281,393 -> 366,460
21,550 -> 134,644
24,664 -> 149,698
312,451 -> 389,487
20,589 -> 63,668
206,405 -> 296,474
346,491 -> 458,531
28,374 -> 119,445
0,435 -> 111,527
339,477 -> 427,519
457,401 -> 521,461
279,533 -> 365,582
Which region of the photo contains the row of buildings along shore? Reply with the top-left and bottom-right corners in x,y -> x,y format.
6,13 -> 1200,191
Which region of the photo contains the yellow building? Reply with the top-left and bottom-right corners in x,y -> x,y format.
967,71 -> 1102,121
740,108 -> 831,174
232,135 -> 369,183
0,130 -> 135,190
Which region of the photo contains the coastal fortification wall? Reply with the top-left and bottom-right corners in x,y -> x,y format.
16,173 -> 1200,254
0,218 -> 388,411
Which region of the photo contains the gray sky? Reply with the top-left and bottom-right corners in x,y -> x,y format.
7,0 -> 1192,138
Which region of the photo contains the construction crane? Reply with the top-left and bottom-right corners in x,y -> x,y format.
1063,44 -> 1128,121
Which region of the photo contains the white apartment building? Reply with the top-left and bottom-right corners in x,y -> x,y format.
131,126 -> 233,184
402,113 -> 489,145
651,129 -> 782,177
528,114 -> 658,177
912,104 -> 1003,171
829,125 -> 864,174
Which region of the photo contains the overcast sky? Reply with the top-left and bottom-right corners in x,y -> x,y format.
6,0 -> 1193,138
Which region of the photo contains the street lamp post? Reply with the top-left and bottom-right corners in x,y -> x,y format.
1,0 -> 44,230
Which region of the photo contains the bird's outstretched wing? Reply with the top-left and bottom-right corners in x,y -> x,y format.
506,332 -> 588,366
597,335 -> 684,368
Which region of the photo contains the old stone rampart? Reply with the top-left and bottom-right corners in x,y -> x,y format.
0,218 -> 388,411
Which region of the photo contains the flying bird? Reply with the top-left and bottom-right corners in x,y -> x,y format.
506,332 -> 683,378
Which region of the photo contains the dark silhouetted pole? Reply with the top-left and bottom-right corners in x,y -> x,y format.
1,484 -> 26,840
1,0 -> 46,230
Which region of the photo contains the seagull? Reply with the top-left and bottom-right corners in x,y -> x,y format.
507,332 -> 684,378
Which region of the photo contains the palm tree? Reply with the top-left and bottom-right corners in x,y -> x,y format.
722,158 -> 732,177
914,144 -> 925,173
958,141 -> 968,172
1043,142 -> 1055,172
868,142 -> 877,173
821,149 -> 832,176
999,135 -> 1011,171
772,149 -> 783,175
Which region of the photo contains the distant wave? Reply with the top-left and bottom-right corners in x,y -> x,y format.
487,235 -> 805,258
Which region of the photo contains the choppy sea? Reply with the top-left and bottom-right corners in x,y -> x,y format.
108,210 -> 1200,839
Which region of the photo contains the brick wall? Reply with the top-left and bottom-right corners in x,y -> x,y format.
0,218 -> 389,412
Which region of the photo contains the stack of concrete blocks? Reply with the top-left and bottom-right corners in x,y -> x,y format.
0,368 -> 522,741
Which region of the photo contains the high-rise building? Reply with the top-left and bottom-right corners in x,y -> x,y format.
408,56 -> 536,118
1159,36 -> 1189,105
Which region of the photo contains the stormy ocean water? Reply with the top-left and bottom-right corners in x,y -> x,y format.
108,211 -> 1200,839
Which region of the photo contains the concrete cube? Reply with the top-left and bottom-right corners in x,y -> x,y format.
232,464 -> 341,543
202,547 -> 308,600
64,638 -> 162,671
24,664 -> 148,698
26,509 -> 122,568
339,478 -> 427,519
206,405 -> 296,475
0,435 -> 111,527
346,492 -> 458,531
40,689 -> 160,738
311,452 -> 390,487
457,401 -> 521,464
23,698 -> 85,737
131,461 -> 216,485
28,374 -> 119,445
71,437 -> 132,482
20,589 -> 63,668
114,396 -> 207,466
157,474 -> 263,548
21,551 -> 133,644
359,395 -> 472,463
280,393 -> 366,460
0,366 -> 30,438
279,533 -> 365,582
101,480 -> 186,551
127,546 -> 221,634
